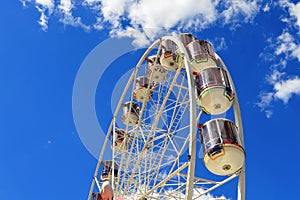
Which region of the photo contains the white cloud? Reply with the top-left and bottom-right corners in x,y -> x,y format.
110,27 -> 151,47
93,17 -> 104,30
258,1 -> 300,117
279,0 -> 300,28
274,77 -> 300,103
129,0 -> 217,30
221,0 -> 260,24
266,70 -> 285,84
20,0 -> 29,7
22,0 -> 90,31
257,92 -> 274,111
275,31 -> 298,57
36,0 -> 54,9
262,2 -> 271,12
113,0 -> 260,43
103,0 -> 220,46
279,0 -> 300,27
82,0 -> 100,10
35,5 -> 50,31
291,45 -> 300,61
100,0 -> 131,28
58,0 -> 91,31
34,0 -> 55,31
273,30 -> 300,62
58,0 -> 72,13
214,37 -> 227,51
286,1 -> 300,28
257,76 -> 300,117
265,110 -> 273,118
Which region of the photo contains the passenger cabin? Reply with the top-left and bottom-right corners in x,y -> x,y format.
194,67 -> 234,114
199,118 -> 245,176
160,39 -> 178,70
121,101 -> 140,126
173,33 -> 196,67
101,160 -> 119,180
111,129 -> 130,153
187,40 -> 218,74
133,76 -> 153,102
146,55 -> 167,82
176,33 -> 196,47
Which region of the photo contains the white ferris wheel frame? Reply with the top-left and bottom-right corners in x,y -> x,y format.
87,35 -> 246,200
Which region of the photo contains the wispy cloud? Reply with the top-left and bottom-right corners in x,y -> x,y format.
221,0 -> 260,24
275,31 -> 300,62
274,77 -> 300,103
257,0 -> 300,117
35,6 -> 50,31
266,70 -> 285,84
213,37 -> 228,51
262,1 -> 272,12
257,75 -> 300,118
34,0 -> 55,31
257,75 -> 300,117
36,0 -> 54,8
22,0 -> 90,31
58,0 -> 91,31
257,92 -> 274,118
279,0 -> 300,28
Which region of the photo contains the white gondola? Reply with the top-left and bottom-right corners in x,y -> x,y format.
111,129 -> 131,153
121,101 -> 140,126
159,39 -> 178,70
101,160 -> 119,180
133,76 -> 153,102
195,67 -> 234,114
146,55 -> 167,82
199,118 -> 245,176
187,40 -> 218,74
173,33 -> 196,66
176,33 -> 196,47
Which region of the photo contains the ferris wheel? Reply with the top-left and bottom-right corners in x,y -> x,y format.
87,33 -> 246,200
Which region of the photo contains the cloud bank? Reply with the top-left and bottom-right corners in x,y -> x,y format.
21,0 -> 262,46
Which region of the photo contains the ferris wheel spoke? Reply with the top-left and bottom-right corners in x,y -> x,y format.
149,135 -> 191,192
137,129 -> 187,196
120,65 -> 183,195
140,161 -> 190,199
192,173 -> 239,200
145,137 -> 173,189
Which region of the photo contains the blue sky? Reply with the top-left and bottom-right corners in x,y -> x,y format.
1,0 -> 300,199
